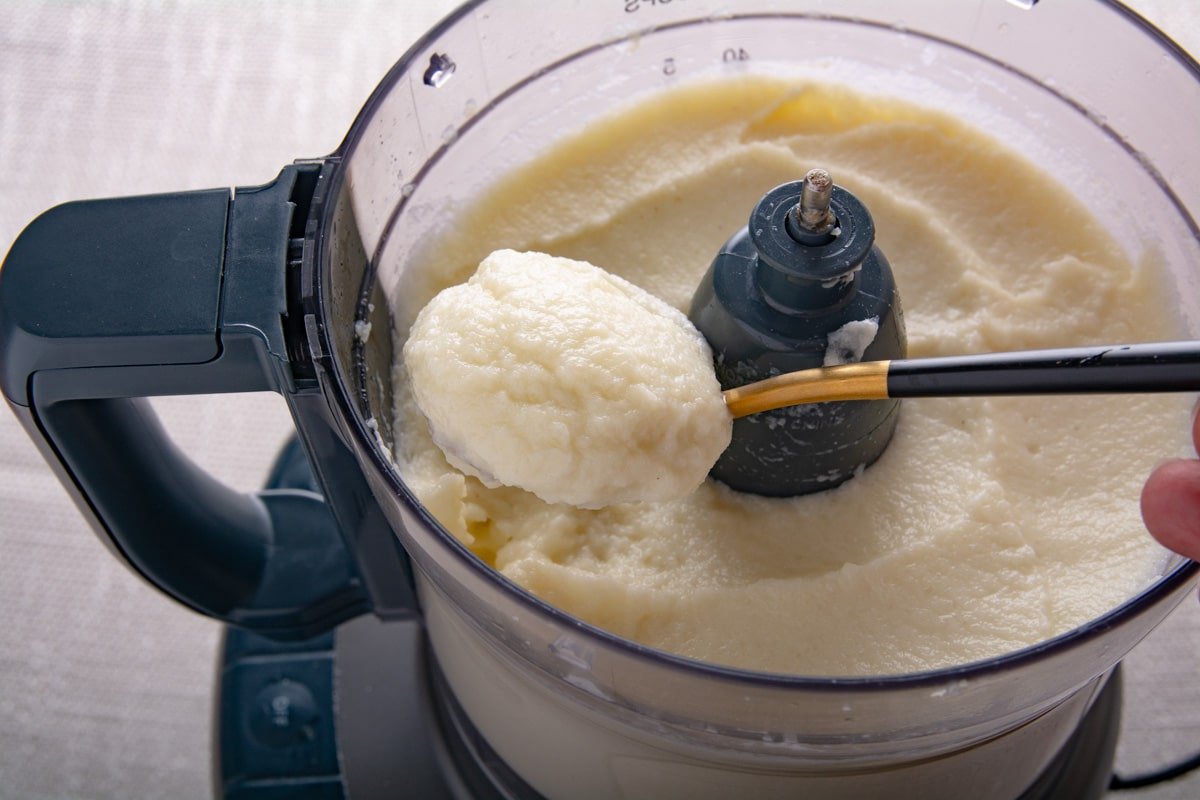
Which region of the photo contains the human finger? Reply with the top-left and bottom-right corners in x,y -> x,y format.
1142,458 -> 1200,562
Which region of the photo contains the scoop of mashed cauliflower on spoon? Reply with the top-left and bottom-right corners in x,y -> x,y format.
403,250 -> 732,508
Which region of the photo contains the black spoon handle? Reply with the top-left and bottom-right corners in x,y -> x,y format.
888,341 -> 1200,398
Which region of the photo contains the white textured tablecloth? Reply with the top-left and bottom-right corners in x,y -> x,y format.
0,2 -> 1197,799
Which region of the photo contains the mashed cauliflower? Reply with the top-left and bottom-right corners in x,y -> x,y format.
403,249 -> 731,508
391,78 -> 1188,676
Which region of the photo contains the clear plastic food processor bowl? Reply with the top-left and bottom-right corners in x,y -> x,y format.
317,1 -> 1200,797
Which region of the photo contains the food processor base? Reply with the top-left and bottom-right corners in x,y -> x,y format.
217,618 -> 1122,800
213,439 -> 1121,800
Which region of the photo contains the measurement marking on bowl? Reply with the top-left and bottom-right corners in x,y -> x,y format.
929,679 -> 970,698
424,52 -> 456,87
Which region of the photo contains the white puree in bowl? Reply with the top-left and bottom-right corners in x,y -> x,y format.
403,249 -> 731,508
391,78 -> 1191,676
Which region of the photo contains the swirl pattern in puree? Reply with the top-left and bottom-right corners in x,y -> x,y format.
390,77 -> 1191,677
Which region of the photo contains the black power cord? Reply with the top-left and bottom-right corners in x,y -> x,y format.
1111,749 -> 1200,790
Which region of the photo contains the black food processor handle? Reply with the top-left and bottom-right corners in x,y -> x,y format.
0,164 -> 403,639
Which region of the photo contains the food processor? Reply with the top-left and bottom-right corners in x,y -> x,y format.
3,1 -> 1200,798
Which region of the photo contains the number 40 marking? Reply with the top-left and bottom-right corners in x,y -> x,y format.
663,47 -> 749,77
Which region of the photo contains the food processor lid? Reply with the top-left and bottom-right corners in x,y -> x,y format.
314,0 -> 1200,691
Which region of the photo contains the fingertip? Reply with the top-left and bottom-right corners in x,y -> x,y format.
1192,400 -> 1200,454
1142,459 -> 1200,561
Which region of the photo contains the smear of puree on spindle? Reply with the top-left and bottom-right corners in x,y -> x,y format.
391,77 -> 1190,676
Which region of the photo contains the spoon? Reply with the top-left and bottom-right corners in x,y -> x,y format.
724,341 -> 1200,418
